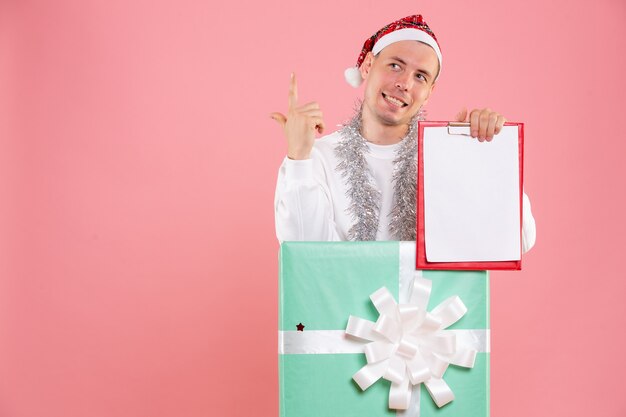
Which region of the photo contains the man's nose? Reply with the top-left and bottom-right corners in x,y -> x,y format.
395,73 -> 413,91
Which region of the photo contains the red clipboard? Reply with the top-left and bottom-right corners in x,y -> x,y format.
416,121 -> 524,271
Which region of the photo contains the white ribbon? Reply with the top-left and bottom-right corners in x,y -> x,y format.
345,273 -> 477,411
279,329 -> 488,354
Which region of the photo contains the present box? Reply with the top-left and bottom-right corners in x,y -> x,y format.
279,241 -> 490,417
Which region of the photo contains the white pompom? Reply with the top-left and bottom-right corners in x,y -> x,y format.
344,66 -> 363,88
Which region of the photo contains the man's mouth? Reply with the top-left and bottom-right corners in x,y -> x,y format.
382,92 -> 408,108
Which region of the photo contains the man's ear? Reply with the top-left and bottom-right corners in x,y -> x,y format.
359,52 -> 374,81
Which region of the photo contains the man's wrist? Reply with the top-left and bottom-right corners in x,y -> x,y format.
287,150 -> 311,160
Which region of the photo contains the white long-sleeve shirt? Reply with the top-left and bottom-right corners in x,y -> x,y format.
275,130 -> 536,252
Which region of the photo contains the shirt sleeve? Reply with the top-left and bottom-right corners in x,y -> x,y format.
521,191 -> 537,253
274,154 -> 341,242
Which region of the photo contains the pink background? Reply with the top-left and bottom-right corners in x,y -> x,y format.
1,0 -> 625,416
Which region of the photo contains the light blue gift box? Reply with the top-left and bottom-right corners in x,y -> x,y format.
279,241 -> 490,417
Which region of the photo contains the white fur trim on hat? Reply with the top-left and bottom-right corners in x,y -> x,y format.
372,28 -> 442,69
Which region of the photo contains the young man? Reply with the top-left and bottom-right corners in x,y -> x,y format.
272,15 -> 536,251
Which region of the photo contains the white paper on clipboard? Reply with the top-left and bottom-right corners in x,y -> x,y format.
423,125 -> 521,262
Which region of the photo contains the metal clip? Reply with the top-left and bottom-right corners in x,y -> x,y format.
447,122 -> 472,137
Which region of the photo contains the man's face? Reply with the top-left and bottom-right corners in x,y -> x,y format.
359,40 -> 439,127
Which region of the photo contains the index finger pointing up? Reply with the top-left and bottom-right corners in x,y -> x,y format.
289,72 -> 298,109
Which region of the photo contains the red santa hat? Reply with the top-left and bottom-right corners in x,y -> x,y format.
344,15 -> 443,88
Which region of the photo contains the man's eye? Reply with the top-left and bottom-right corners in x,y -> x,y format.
416,73 -> 427,82
390,63 -> 400,70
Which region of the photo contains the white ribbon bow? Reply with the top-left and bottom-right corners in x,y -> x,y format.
345,274 -> 477,410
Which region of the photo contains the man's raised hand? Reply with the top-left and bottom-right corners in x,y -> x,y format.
270,73 -> 325,160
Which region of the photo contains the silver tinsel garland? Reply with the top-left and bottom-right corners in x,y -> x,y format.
335,111 -> 381,241
335,106 -> 423,241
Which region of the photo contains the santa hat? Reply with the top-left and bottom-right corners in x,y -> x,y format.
344,15 -> 442,88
